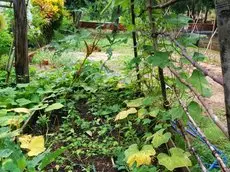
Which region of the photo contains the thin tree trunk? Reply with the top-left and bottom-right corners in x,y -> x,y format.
130,0 -> 141,91
204,8 -> 209,23
215,0 -> 230,138
112,6 -> 121,34
147,0 -> 169,109
13,0 -> 29,83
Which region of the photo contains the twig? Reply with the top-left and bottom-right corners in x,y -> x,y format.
205,28 -> 218,53
177,99 -> 229,171
169,67 -> 228,137
166,35 -> 224,86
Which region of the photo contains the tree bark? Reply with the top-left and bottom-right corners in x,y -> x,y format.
13,0 -> 29,83
215,0 -> 230,138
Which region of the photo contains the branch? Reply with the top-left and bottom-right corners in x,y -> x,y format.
169,67 -> 229,137
167,35 -> 224,86
177,99 -> 228,171
153,0 -> 177,9
138,0 -> 178,17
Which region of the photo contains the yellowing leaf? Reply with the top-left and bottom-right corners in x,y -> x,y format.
138,108 -> 148,119
18,135 -> 45,156
152,129 -> 171,148
125,144 -> 156,167
125,98 -> 144,108
18,135 -> 32,149
8,108 -> 30,114
45,103 -> 64,112
115,108 -> 137,121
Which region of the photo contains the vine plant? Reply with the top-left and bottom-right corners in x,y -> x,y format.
103,0 -> 229,171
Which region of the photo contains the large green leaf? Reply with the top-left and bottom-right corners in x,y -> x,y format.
157,148 -> 192,171
125,144 -> 156,167
164,14 -> 191,28
16,98 -> 32,107
187,69 -> 212,97
192,52 -> 207,62
147,52 -> 170,68
1,159 -> 21,172
151,129 -> 171,148
45,103 -> 64,112
168,106 -> 185,120
39,147 -> 67,170
0,149 -> 13,158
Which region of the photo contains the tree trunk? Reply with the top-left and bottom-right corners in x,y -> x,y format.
204,8 -> 209,23
215,0 -> 230,138
13,0 -> 29,83
112,6 -> 121,34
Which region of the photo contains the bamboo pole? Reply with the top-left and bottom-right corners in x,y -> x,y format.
176,120 -> 208,172
169,67 -> 228,137
167,35 -> 224,86
177,99 -> 229,171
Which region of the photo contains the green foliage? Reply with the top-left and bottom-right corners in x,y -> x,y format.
187,69 -> 212,97
0,30 -> 12,57
157,148 -> 192,171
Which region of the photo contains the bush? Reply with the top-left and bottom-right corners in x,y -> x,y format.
31,0 -> 65,44
0,30 -> 12,57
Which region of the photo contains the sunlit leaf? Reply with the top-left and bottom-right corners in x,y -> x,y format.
125,144 -> 156,167
45,103 -> 64,112
126,98 -> 144,108
115,108 -> 137,121
8,108 -> 30,114
152,129 -> 171,148
138,108 -> 148,119
157,148 -> 192,171
149,109 -> 159,118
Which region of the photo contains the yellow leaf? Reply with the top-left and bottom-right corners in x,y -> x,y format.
127,152 -> 152,167
18,135 -> 45,156
18,135 -> 32,149
115,108 -> 137,121
125,144 -> 156,167
9,108 -> 30,114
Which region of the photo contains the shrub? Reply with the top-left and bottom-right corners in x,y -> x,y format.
0,30 -> 12,57
31,0 -> 65,43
